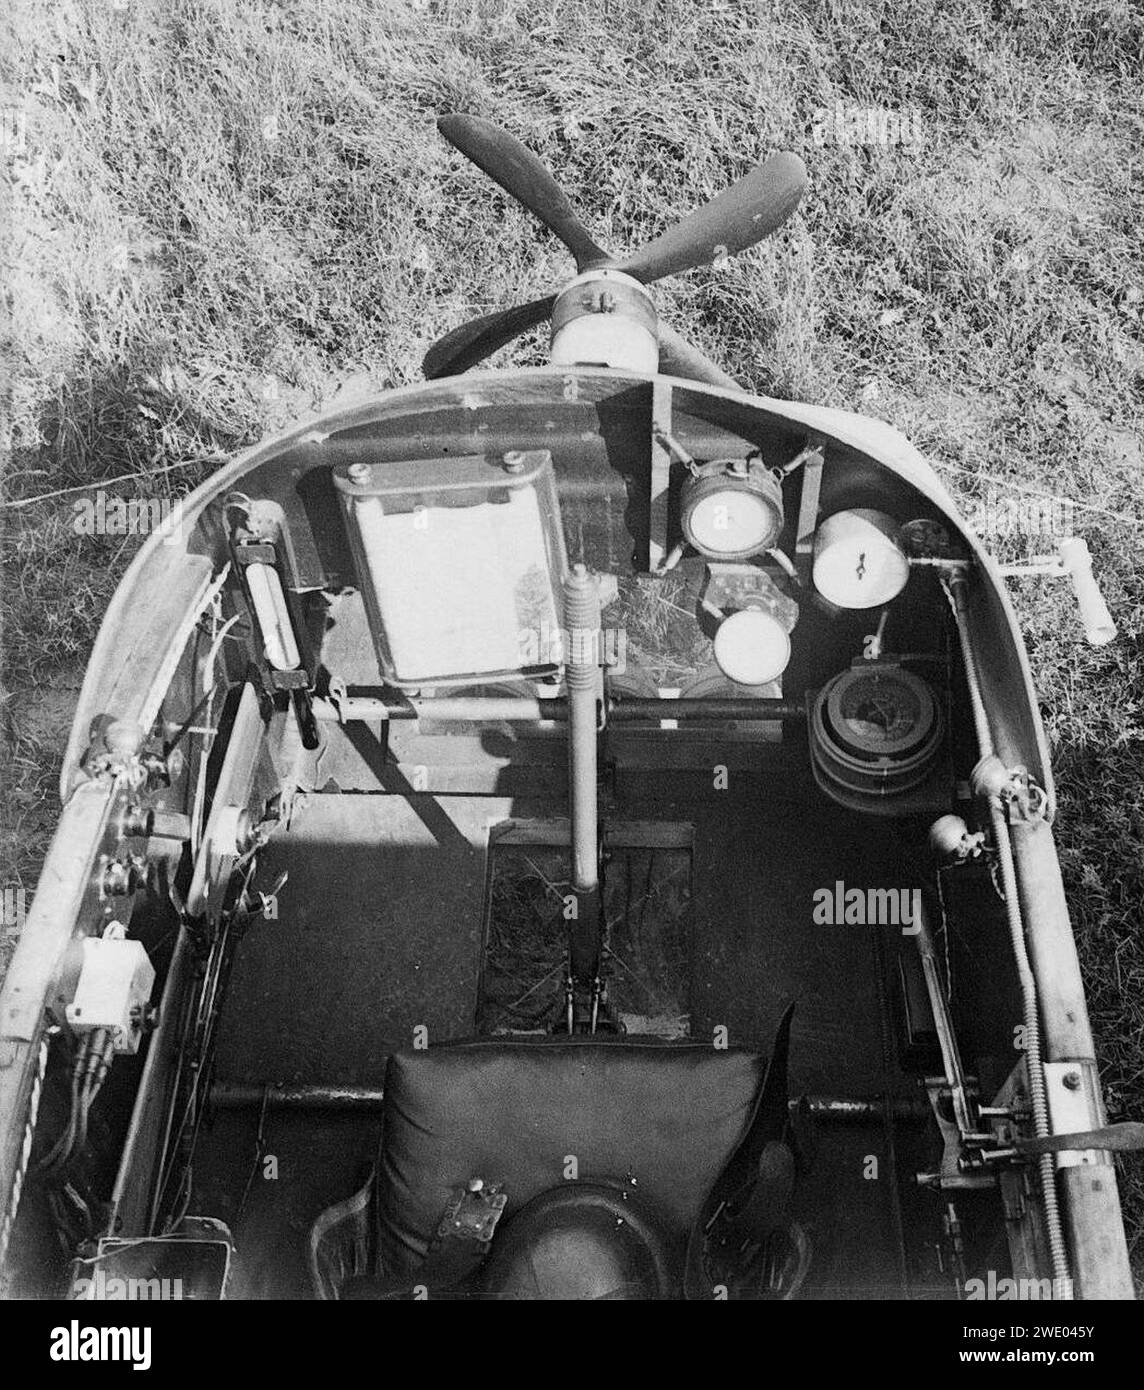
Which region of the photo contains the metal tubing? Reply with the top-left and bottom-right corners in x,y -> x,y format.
1011,818 -> 1135,1299
610,698 -> 804,721
944,572 -> 1071,1292
310,695 -> 804,724
210,1082 -> 386,1110
806,1095 -> 929,1123
206,1081 -> 930,1123
914,899 -> 975,1136
564,566 -> 600,896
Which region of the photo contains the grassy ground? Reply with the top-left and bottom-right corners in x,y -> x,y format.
1,0 -> 1142,1279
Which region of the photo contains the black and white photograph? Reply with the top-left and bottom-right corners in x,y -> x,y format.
0,0 -> 1141,1356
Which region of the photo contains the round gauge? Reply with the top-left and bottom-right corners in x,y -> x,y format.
811,663 -> 942,802
685,489 -> 777,557
680,462 -> 784,561
812,509 -> 910,609
713,608 -> 791,686
832,668 -> 930,756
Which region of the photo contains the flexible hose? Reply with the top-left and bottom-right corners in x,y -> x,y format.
943,573 -> 1071,1294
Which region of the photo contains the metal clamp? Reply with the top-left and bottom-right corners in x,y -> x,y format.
436,1179 -> 507,1245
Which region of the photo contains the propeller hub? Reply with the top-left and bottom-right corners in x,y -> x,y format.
550,269 -> 658,375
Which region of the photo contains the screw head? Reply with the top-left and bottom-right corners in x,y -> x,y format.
1062,1071 -> 1081,1091
347,463 -> 371,485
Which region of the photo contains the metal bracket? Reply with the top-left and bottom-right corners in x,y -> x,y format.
793,444 -> 825,576
1043,1062 -> 1104,1169
437,1181 -> 507,1245
917,1079 -> 996,1191
647,380 -> 674,572
1004,766 -> 1050,824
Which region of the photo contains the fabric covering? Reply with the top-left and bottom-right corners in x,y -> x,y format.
376,1037 -> 766,1275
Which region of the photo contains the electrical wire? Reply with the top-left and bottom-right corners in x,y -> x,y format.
233,1086 -> 271,1231
38,1029 -> 115,1175
38,1070 -> 81,1174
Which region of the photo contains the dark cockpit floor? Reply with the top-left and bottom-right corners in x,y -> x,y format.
193,775 -> 948,1298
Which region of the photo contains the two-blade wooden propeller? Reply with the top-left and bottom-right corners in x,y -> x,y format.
423,115 -> 808,384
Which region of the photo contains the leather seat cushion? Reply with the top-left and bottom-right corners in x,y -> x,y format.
376,1038 -> 765,1275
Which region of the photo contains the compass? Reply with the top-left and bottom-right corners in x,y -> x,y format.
831,667 -> 933,757
811,662 -> 942,800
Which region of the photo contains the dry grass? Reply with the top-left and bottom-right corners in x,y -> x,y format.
1,0 -> 1142,1274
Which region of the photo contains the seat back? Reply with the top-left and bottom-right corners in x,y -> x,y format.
376,1037 -> 766,1275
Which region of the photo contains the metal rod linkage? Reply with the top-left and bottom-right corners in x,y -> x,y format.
311,694 -> 805,724
564,567 -> 602,998
207,1081 -> 932,1121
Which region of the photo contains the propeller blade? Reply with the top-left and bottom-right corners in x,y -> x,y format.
426,305 -> 741,385
657,322 -> 741,391
422,294 -> 555,380
621,151 -> 807,286
438,114 -> 610,272
427,120 -> 800,381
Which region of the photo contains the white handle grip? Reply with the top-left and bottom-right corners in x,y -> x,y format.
1058,537 -> 1116,646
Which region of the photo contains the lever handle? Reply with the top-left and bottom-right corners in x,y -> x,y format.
1015,1121 -> 1144,1157
1058,537 -> 1116,646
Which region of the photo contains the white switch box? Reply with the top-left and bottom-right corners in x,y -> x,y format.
65,937 -> 155,1054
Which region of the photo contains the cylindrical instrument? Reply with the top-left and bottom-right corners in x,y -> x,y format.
812,509 -> 910,608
